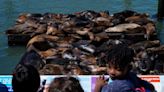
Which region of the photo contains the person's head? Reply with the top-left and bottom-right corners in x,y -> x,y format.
12,64 -> 40,92
48,77 -> 84,92
19,50 -> 45,70
105,44 -> 134,80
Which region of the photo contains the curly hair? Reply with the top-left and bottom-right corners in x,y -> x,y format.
105,44 -> 134,70
48,77 -> 84,92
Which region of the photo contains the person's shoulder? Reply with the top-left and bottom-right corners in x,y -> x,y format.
113,79 -> 132,84
113,79 -> 133,88
140,79 -> 156,91
105,79 -> 134,92
128,72 -> 156,91
0,82 -> 8,92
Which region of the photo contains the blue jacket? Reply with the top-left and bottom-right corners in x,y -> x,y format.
101,72 -> 155,92
0,82 -> 8,92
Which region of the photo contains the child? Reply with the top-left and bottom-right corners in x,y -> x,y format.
94,44 -> 155,92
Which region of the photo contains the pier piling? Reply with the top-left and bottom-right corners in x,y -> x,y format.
158,0 -> 164,19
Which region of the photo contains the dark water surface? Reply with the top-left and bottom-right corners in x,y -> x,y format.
0,0 -> 163,74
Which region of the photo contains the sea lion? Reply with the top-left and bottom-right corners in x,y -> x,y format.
125,14 -> 153,25
111,10 -> 138,25
88,65 -> 107,74
27,34 -> 59,52
134,50 -> 157,74
73,40 -> 96,54
79,54 -> 97,65
64,64 -> 84,75
16,13 -> 30,24
105,23 -> 140,32
94,32 -> 109,42
6,24 -> 28,34
35,23 -> 47,34
46,57 -> 70,65
144,23 -> 156,40
99,11 -> 110,18
24,18 -> 39,28
62,52 -> 77,60
146,45 -> 164,55
64,64 -> 91,75
75,27 -> 91,35
46,24 -> 60,35
38,48 -> 58,59
129,40 -> 160,52
27,34 -> 59,46
92,17 -> 113,26
125,13 -> 149,21
75,10 -> 100,20
39,64 -> 64,75
113,10 -> 138,18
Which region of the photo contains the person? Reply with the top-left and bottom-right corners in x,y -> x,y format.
94,44 -> 155,92
0,82 -> 8,92
48,76 -> 84,92
12,64 -> 40,92
18,50 -> 45,71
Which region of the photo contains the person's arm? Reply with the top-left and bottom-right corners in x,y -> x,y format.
94,76 -> 107,92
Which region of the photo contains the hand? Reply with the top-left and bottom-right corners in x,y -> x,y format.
94,75 -> 108,92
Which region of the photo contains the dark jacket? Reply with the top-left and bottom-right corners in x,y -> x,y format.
0,82 -> 8,92
101,72 -> 155,92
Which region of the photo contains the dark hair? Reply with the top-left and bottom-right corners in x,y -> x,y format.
105,44 -> 134,69
48,77 -> 84,92
19,50 -> 45,70
12,64 -> 40,92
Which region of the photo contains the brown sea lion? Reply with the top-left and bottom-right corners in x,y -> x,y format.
75,27 -> 92,35
88,65 -> 107,75
94,32 -> 109,42
146,45 -> 164,54
129,40 -> 160,52
27,34 -> 59,46
144,23 -> 156,40
79,55 -> 97,65
64,64 -> 91,75
39,64 -> 64,75
35,23 -> 47,34
6,24 -> 28,34
125,13 -> 149,22
24,18 -> 39,28
7,18 -> 39,35
46,25 -> 59,35
111,10 -> 138,25
38,48 -> 58,59
99,11 -> 110,18
27,34 -> 59,52
16,13 -> 31,24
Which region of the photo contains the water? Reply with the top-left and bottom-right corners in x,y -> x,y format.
0,0 -> 163,74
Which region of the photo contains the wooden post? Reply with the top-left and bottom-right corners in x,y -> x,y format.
158,0 -> 164,19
